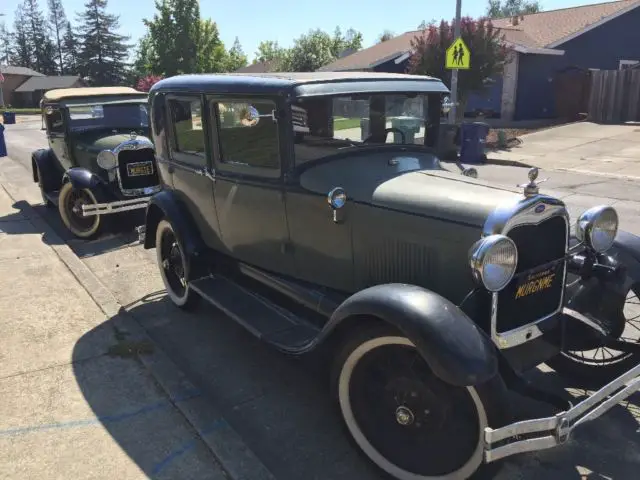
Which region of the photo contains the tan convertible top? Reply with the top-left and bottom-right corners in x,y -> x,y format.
43,86 -> 146,103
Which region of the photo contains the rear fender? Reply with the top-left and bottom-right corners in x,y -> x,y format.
143,189 -> 206,262
321,283 -> 498,387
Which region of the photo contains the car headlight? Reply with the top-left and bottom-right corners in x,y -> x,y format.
469,234 -> 518,292
97,150 -> 117,170
576,205 -> 618,253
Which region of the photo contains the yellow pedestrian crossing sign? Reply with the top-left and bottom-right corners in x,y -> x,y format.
446,38 -> 470,70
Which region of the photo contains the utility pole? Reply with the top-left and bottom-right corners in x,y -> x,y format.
448,0 -> 462,123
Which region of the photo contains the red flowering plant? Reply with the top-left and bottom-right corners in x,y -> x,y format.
408,17 -> 509,120
136,75 -> 164,92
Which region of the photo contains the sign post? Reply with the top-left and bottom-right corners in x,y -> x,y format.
446,0 -> 469,123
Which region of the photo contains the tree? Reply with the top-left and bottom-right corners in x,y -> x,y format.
47,0 -> 67,74
62,21 -> 79,74
76,0 -> 131,86
377,30 -> 395,43
408,17 -> 507,120
486,0 -> 541,18
136,74 -> 164,92
254,40 -> 288,69
21,0 -> 57,74
143,0 -> 201,76
226,37 -> 247,71
284,27 -> 363,72
195,18 -> 227,73
11,5 -> 33,68
0,23 -> 13,65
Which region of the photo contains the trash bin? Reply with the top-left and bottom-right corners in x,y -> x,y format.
437,123 -> 459,160
0,123 -> 7,158
2,111 -> 16,125
459,122 -> 490,164
391,117 -> 422,144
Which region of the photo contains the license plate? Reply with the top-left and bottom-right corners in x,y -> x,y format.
514,260 -> 563,300
127,161 -> 154,177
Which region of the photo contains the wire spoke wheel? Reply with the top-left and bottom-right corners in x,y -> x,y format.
564,285 -> 640,366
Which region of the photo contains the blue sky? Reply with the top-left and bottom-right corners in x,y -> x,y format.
1,0 -> 609,62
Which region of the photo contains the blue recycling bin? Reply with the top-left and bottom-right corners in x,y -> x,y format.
459,122 -> 490,164
2,111 -> 16,125
0,123 -> 6,157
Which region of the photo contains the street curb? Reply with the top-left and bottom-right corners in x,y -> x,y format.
0,179 -> 275,480
483,156 -> 536,168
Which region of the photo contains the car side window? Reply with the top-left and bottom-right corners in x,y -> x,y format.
46,108 -> 64,134
215,99 -> 280,169
168,96 -> 206,166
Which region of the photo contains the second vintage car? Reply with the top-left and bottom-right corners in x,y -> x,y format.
141,72 -> 640,480
32,86 -> 161,239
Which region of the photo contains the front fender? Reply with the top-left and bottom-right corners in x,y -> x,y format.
562,231 -> 640,346
323,283 -> 498,387
143,189 -> 206,260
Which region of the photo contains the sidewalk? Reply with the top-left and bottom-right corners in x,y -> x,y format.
486,121 -> 640,179
0,167 -> 272,479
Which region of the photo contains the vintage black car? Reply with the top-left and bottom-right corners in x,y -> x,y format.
141,72 -> 640,479
32,87 -> 161,239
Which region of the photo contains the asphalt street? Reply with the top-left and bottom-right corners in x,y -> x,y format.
2,118 -> 639,480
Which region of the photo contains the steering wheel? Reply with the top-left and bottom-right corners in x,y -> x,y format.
363,127 -> 406,144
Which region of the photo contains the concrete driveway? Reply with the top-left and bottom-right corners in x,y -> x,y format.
488,121 -> 640,179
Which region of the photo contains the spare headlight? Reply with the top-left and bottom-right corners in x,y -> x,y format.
576,205 -> 618,253
469,234 -> 518,292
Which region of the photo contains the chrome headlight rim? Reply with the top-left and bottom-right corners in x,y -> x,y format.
469,234 -> 519,292
576,205 -> 618,253
96,149 -> 117,170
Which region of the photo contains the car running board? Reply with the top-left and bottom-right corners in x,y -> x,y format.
190,275 -> 320,353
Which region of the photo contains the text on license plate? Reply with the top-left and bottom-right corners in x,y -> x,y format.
127,162 -> 154,177
514,263 -> 562,299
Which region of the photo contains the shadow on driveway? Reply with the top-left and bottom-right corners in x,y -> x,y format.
73,292 -> 640,480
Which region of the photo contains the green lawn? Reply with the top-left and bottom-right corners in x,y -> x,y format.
1,108 -> 41,115
333,117 -> 362,131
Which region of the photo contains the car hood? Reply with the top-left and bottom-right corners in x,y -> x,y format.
299,153 -> 523,228
371,169 -> 522,227
73,131 -> 151,154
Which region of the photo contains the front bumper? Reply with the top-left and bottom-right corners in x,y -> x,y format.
81,197 -> 151,217
484,360 -> 640,463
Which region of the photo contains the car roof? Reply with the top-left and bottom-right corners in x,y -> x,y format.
42,86 -> 147,103
150,72 -> 449,97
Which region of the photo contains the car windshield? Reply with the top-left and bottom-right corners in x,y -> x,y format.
67,103 -> 149,132
292,93 -> 439,166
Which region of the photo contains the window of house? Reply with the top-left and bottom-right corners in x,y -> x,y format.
215,99 -> 280,170
619,60 -> 639,70
168,97 -> 206,161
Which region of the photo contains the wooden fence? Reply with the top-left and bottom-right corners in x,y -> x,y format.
587,69 -> 640,123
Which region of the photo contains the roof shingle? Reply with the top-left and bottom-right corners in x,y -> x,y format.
14,75 -> 83,92
0,65 -> 45,77
320,0 -> 640,71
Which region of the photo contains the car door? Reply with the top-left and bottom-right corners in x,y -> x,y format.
44,106 -> 72,170
209,95 -> 295,276
164,94 -> 225,252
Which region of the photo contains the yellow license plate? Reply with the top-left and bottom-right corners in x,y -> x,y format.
127,162 -> 154,177
514,262 -> 562,299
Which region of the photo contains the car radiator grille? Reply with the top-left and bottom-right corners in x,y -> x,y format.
117,149 -> 159,191
496,215 -> 567,332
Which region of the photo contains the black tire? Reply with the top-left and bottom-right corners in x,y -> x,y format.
155,219 -> 200,310
547,283 -> 640,387
58,182 -> 103,239
330,325 -> 507,480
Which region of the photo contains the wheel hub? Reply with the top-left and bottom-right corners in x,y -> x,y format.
395,406 -> 415,426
